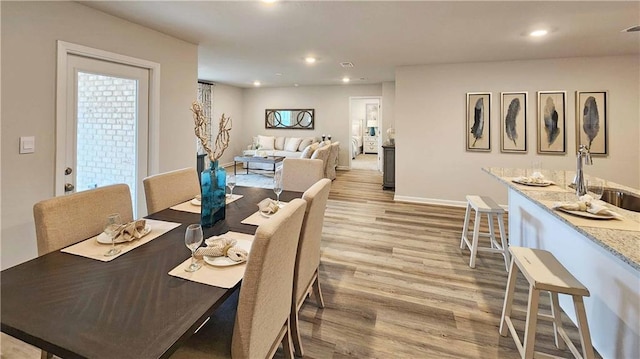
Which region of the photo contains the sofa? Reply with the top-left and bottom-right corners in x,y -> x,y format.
242,135 -> 339,179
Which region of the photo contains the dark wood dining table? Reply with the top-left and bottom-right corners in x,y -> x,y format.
1,186 -> 301,359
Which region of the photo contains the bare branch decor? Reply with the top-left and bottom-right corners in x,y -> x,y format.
191,101 -> 232,161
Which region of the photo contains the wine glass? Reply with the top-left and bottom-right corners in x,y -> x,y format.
184,224 -> 203,272
587,179 -> 604,200
273,168 -> 283,206
227,174 -> 236,198
103,213 -> 123,257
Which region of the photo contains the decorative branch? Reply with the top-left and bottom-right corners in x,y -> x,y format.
191,101 -> 232,162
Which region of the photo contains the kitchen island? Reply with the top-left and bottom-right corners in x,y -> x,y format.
484,168 -> 639,359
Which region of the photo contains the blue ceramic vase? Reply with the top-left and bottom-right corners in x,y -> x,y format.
200,160 -> 226,227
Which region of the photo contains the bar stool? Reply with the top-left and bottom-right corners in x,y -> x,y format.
500,247 -> 595,359
459,195 -> 509,271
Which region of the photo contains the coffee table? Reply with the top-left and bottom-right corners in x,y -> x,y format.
233,155 -> 285,175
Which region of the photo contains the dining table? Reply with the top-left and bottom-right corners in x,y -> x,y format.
1,186 -> 302,359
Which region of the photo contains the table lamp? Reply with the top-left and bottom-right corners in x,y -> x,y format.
367,120 -> 377,136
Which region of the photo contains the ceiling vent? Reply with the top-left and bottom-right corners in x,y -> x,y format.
622,25 -> 640,32
340,62 -> 354,68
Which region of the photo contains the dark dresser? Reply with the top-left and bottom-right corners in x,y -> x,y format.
382,145 -> 395,190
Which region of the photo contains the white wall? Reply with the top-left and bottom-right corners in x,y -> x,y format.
242,84 -> 382,167
211,84 -> 245,167
381,81 -> 396,143
395,56 -> 640,205
1,1 -> 198,269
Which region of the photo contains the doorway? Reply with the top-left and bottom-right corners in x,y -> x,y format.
349,97 -> 382,171
56,41 -> 160,217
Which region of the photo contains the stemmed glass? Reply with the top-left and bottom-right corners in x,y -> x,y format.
103,213 -> 123,257
184,224 -> 203,272
227,174 -> 236,198
587,179 -> 604,200
273,168 -> 283,206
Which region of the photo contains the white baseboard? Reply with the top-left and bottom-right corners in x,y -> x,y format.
337,166 -> 349,171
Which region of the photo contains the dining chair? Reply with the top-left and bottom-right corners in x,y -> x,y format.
310,144 -> 331,178
325,141 -> 340,180
170,198 -> 307,359
281,158 -> 324,192
290,178 -> 332,357
143,167 -> 200,214
33,183 -> 133,256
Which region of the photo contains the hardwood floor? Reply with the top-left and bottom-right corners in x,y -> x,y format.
1,168 -> 601,358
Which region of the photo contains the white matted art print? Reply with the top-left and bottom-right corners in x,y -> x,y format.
500,92 -> 527,153
537,91 -> 566,155
466,92 -> 491,152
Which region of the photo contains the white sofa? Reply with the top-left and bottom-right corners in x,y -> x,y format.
242,135 -> 318,170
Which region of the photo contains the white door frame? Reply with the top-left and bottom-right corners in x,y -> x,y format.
55,41 -> 160,197
348,96 -> 383,171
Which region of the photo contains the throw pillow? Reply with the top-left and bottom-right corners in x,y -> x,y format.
274,136 -> 285,150
284,137 -> 303,152
257,135 -> 275,150
297,137 -> 314,151
300,142 -> 319,159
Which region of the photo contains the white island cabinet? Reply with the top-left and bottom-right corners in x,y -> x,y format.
484,168 -> 640,359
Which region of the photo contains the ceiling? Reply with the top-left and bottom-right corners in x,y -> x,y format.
80,1 -> 639,88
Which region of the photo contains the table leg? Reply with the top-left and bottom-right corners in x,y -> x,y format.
234,161 -> 237,176
246,163 -> 249,175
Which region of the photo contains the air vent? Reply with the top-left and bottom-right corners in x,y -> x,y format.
622,25 -> 640,32
340,62 -> 354,68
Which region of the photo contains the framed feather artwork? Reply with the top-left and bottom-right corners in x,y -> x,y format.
576,91 -> 607,156
466,92 -> 491,152
500,92 -> 527,153
536,91 -> 566,155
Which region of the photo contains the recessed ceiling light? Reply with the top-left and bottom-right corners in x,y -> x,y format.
274,72 -> 282,76
340,62 -> 354,68
530,29 -> 548,37
253,81 -> 261,87
294,83 -> 299,87
342,77 -> 350,83
305,57 -> 316,64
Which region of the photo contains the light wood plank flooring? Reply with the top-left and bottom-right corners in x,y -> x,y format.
1,168 -> 601,358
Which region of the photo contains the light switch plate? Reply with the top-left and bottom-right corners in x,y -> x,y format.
20,136 -> 35,154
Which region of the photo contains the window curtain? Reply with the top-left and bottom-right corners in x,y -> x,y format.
197,82 -> 215,156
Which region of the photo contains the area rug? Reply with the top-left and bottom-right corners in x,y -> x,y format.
351,154 -> 378,170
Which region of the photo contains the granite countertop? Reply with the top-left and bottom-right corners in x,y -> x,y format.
483,167 -> 640,270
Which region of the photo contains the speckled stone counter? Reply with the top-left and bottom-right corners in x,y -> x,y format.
483,167 -> 640,269
484,167 -> 640,358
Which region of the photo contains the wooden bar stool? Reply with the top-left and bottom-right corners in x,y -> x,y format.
500,247 -> 595,359
459,195 -> 509,271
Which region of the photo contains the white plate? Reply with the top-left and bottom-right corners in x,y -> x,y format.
96,226 -> 151,244
203,238 -> 252,266
512,179 -> 553,187
190,198 -> 201,206
556,207 -> 617,220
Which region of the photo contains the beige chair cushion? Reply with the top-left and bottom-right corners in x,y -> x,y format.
143,168 -> 200,214
300,142 -> 319,159
325,142 -> 340,180
295,179 -> 331,305
282,158 -> 324,192
33,184 -> 133,256
297,137 -> 314,151
310,145 -> 331,178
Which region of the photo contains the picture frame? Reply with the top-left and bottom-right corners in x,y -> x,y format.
536,91 -> 566,154
500,92 -> 527,153
576,91 -> 607,156
466,92 -> 491,152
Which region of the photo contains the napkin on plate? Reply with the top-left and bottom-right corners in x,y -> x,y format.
194,237 -> 248,262
514,172 -> 551,184
114,219 -> 148,242
257,198 -> 279,215
553,194 -> 618,217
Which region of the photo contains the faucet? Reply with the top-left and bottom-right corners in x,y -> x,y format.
572,144 -> 592,196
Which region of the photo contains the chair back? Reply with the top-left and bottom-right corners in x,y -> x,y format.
294,179 -> 331,305
281,158 -> 324,192
33,184 -> 133,255
232,198 -> 306,359
310,144 -> 331,178
143,168 -> 200,214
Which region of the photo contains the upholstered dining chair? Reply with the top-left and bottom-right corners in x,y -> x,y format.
143,167 -> 200,214
281,158 -> 324,192
33,183 -> 133,256
170,198 -> 307,359
290,178 -> 332,357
